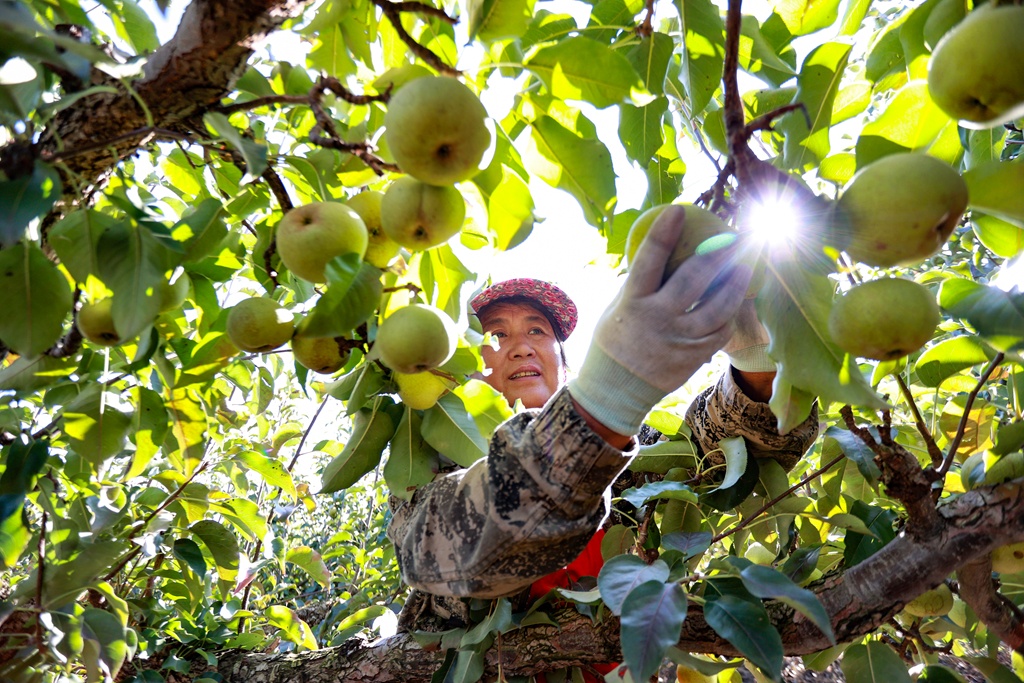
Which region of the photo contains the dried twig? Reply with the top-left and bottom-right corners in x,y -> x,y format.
894,372 -> 943,467
372,0 -> 460,75
637,0 -> 656,37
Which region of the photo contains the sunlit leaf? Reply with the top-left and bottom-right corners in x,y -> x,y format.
286,545 -> 332,588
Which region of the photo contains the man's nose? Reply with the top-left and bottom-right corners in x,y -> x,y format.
508,335 -> 535,357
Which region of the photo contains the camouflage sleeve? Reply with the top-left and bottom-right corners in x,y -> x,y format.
387,385 -> 635,599
685,367 -> 819,471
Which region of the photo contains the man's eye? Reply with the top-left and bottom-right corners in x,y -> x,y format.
492,331 -> 506,338
530,328 -> 545,335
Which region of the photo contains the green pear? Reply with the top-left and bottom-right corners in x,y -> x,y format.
291,333 -> 348,375
276,201 -> 369,283
828,278 -> 940,361
903,584 -> 954,617
383,75 -> 491,185
158,272 -> 191,313
992,541 -> 1024,574
624,204 -> 733,277
226,297 -> 295,353
836,153 -> 968,267
381,177 -> 466,251
347,190 -> 400,268
376,304 -> 457,374
77,299 -> 122,347
395,371 -> 450,410
928,4 -> 1024,127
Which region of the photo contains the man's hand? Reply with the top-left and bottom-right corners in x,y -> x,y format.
568,205 -> 754,437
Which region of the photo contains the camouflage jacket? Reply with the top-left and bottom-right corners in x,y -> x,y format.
387,369 -> 819,631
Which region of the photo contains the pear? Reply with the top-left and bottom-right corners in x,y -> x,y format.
381,177 -> 466,251
226,297 -> 295,353
923,0 -> 966,50
395,371 -> 450,409
376,304 -> 457,374
383,75 -> 491,185
291,333 -> 348,375
276,202 -> 369,283
836,153 -> 967,267
992,542 -> 1024,574
158,272 -> 191,313
624,204 -> 733,277
903,584 -> 954,617
828,278 -> 939,361
927,4 -> 1024,127
77,299 -> 122,347
347,190 -> 400,268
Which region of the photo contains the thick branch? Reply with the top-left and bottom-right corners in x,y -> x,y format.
34,0 -> 315,189
957,556 -> 1024,651
210,481 -> 1024,682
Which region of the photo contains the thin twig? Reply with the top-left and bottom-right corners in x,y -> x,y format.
637,0 -> 656,36
308,127 -> 400,175
711,451 -> 846,543
35,511 -> 46,656
937,353 -> 1005,476
387,0 -> 459,22
262,166 -> 294,213
372,0 -> 460,75
744,103 -> 809,137
287,397 -> 330,472
894,372 -> 942,467
216,94 -> 310,116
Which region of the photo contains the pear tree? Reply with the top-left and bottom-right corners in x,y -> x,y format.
1,0 -> 1024,682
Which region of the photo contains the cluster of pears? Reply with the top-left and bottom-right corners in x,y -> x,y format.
224,297 -> 349,375
927,2 -> 1024,128
379,75 -> 491,251
374,303 -> 460,409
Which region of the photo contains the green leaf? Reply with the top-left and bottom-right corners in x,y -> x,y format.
165,388 -> 208,476
453,379 -> 513,440
0,242 -> 73,358
286,545 -> 332,588
716,436 -> 748,490
266,605 -> 318,651
701,454 -> 760,512
839,0 -> 872,34
674,0 -> 725,115
0,162 -> 62,247
738,564 -> 835,643
586,0 -> 644,44
625,32 -> 674,96
189,519 -> 240,584
525,36 -> 644,109
855,82 -> 953,167
524,114 -> 610,227
173,538 -> 207,576
843,500 -> 897,567
49,210 -> 117,284
618,98 -> 667,166
109,0 -> 159,53
704,595 -> 783,681
840,642 -> 913,683
939,278 -> 1024,353
0,354 -> 75,393
628,438 -> 698,474
484,167 -> 535,251
175,199 -> 228,262
824,426 -> 882,484
963,656 -> 1024,683
384,406 -> 440,501
597,554 -> 670,616
203,112 -> 268,181
964,161 -> 1024,228
96,221 -> 179,341
644,142 -> 686,208
620,480 -> 696,508
321,399 -> 398,493
420,393 -> 487,467
620,580 -> 688,683
124,386 -> 169,480
0,439 -> 48,505
914,335 -> 993,387
759,258 -> 887,433
520,10 -> 578,50
420,245 -> 473,323
779,42 -> 852,170
972,213 -> 1024,259
773,0 -> 843,35
0,505 -> 29,570
661,531 -> 713,559
739,16 -> 798,86
81,607 -> 128,681
303,259 -> 383,338
64,390 -> 133,465
235,451 -> 297,499
468,0 -> 534,42
918,665 -> 968,683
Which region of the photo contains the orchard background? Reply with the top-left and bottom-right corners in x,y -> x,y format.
1,0 -> 1023,681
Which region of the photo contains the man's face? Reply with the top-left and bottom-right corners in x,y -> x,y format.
478,302 -> 564,409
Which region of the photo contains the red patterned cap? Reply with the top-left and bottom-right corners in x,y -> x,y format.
471,278 -> 578,340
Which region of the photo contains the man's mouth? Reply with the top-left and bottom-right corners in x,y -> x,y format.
509,370 -> 541,380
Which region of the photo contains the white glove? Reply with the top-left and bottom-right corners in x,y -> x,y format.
568,205 -> 754,436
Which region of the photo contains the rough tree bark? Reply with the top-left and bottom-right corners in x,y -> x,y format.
192,481 -> 1024,682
